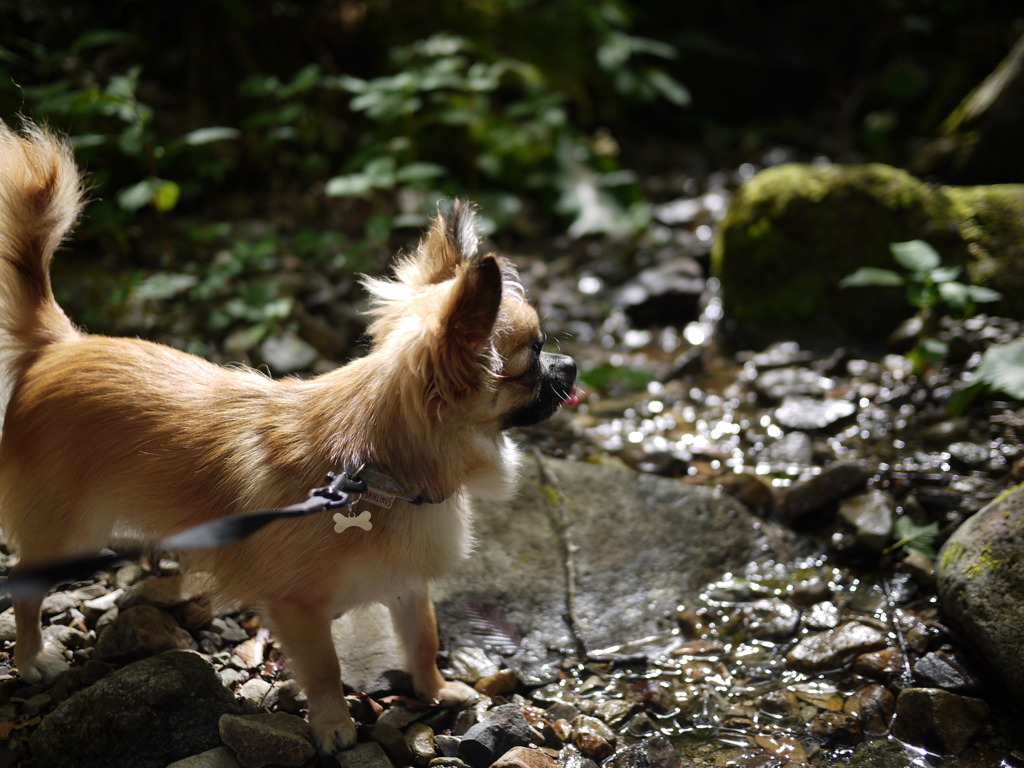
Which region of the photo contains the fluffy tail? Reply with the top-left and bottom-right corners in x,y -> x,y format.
0,121 -> 83,361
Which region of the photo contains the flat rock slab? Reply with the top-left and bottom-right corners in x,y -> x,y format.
333,455 -> 804,689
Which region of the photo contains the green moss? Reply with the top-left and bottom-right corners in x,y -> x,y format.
714,163 -> 1024,347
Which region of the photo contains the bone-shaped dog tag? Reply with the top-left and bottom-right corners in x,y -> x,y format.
333,510 -> 372,533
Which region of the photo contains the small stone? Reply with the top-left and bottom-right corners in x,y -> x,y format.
541,702 -> 580,723
428,759 -> 471,768
571,715 -> 615,761
167,747 -> 242,768
890,687 -> 989,754
844,684 -> 896,734
774,396 -> 856,431
406,722 -> 436,765
757,689 -> 800,718
606,734 -> 682,767
371,722 -> 414,766
218,712 -> 315,768
448,647 -> 499,683
753,367 -> 827,402
237,678 -> 276,711
377,704 -> 423,731
913,650 -> 979,692
947,441 -> 990,468
740,598 -> 800,640
757,430 -> 814,467
434,734 -> 461,758
458,704 -> 532,768
804,601 -> 840,630
337,741 -> 395,768
489,746 -> 560,768
786,621 -> 888,672
900,550 -> 936,586
838,489 -> 894,553
0,609 -> 16,642
15,693 -> 52,718
713,473 -> 775,512
93,605 -> 196,661
753,733 -> 808,764
808,711 -> 863,746
779,460 -> 873,524
853,648 -> 907,682
474,668 -> 519,697
82,589 -> 124,616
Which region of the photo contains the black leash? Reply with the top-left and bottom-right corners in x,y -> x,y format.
0,470 -> 368,601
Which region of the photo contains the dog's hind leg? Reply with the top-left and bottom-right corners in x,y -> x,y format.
266,599 -> 357,753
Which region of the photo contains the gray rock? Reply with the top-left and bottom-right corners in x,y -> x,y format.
219,712 -> 315,768
774,396 -> 857,431
739,598 -> 800,640
571,715 -> 616,762
785,622 -> 888,672
753,367 -> 826,402
458,703 -> 532,768
29,650 -> 243,768
372,721 -> 414,765
937,483 -> 1024,708
890,687 -> 989,754
779,461 -> 873,524
607,734 -> 686,767
0,609 -> 16,641
406,722 -> 437,764
490,746 -> 561,767
94,604 -> 196,661
330,457 -> 802,691
167,747 -> 243,768
336,741 -> 396,768
236,678 -> 277,711
756,430 -> 814,468
913,650 -> 979,692
838,489 -> 895,553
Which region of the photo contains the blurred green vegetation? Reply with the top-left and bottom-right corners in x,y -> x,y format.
0,0 -> 1019,357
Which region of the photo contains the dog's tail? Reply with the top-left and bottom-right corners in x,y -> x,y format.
0,121 -> 83,362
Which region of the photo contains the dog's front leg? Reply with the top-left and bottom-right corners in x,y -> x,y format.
387,588 -> 478,708
266,600 -> 356,752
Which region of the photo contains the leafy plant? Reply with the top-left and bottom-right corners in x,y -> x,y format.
840,240 -> 1001,372
885,516 -> 938,559
949,337 -> 1024,415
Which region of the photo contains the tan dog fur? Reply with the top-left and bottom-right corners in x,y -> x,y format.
0,123 -> 575,751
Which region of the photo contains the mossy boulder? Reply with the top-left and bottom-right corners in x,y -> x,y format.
711,163 -> 1024,348
937,483 -> 1024,711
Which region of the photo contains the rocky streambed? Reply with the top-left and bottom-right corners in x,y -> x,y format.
2,163 -> 1024,767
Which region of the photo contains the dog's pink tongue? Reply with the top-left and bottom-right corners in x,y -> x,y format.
561,385 -> 579,408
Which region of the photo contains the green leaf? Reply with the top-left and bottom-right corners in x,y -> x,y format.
890,240 -> 940,274
839,267 -> 904,288
929,265 -> 962,283
152,179 -> 180,212
117,179 -> 157,211
134,272 -> 199,301
973,337 -> 1024,400
937,281 -> 972,312
394,162 -> 445,184
180,126 -> 240,145
324,173 -> 374,197
967,284 -> 1003,303
889,516 -> 938,559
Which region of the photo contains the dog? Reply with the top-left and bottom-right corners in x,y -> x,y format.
0,122 -> 577,751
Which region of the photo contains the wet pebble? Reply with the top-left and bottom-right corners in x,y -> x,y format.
458,704 -> 532,768
808,710 -> 862,746
606,734 -> 682,767
756,430 -> 814,468
786,621 -> 888,672
490,746 -> 560,768
837,488 -> 894,553
844,683 -> 895,735
853,648 -> 907,682
571,715 -> 616,761
779,460 -> 873,524
774,395 -> 856,431
913,649 -> 979,692
753,366 -> 827,402
740,598 -> 800,639
218,712 -> 315,767
93,604 -> 196,661
335,741 -> 394,768
713,473 -> 775,512
890,687 -> 989,754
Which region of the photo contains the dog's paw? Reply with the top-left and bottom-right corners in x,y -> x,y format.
310,711 -> 358,754
16,643 -> 68,684
433,680 -> 479,709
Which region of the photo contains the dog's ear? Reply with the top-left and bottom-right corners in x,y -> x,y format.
441,253 -> 502,352
414,253 -> 502,407
411,200 -> 480,285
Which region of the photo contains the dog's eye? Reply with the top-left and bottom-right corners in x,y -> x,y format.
531,336 -> 547,355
